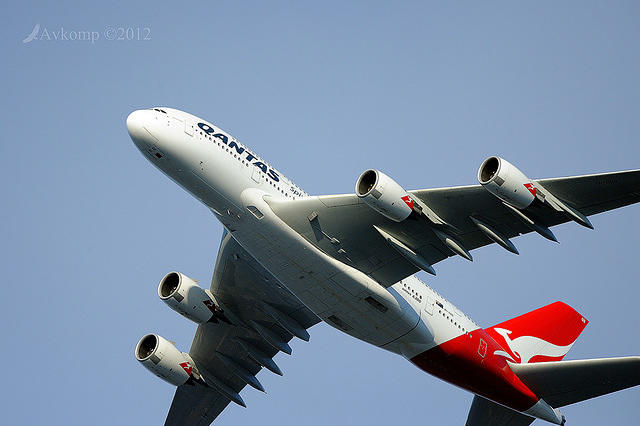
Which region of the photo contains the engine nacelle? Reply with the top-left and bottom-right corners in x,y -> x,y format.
355,169 -> 416,222
477,156 -> 537,209
158,271 -> 229,324
135,334 -> 194,387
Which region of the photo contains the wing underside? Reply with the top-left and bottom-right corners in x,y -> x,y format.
164,232 -> 320,425
268,169 -> 640,287
166,384 -> 232,426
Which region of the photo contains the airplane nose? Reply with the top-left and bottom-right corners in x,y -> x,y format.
126,109 -> 155,146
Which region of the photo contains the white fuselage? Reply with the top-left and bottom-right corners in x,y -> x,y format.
127,107 -> 480,361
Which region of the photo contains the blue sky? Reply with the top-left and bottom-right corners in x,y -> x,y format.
1,1 -> 639,424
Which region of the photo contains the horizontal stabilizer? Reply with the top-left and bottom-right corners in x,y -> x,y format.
509,356 -> 640,408
465,395 -> 534,426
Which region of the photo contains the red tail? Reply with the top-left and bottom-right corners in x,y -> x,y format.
485,301 -> 589,364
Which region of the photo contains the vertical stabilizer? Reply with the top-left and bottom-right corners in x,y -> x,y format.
486,302 -> 588,364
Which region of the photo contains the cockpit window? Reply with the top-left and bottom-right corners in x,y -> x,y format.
152,108 -> 167,114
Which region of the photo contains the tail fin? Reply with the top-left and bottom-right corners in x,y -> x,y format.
486,301 -> 588,364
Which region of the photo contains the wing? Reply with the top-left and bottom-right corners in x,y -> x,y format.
165,231 -> 321,425
465,395 -> 534,426
267,169 -> 640,286
165,385 -> 231,426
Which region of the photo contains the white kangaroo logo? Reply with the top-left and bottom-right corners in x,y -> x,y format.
493,328 -> 574,363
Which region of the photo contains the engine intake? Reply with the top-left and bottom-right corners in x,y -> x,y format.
135,334 -> 195,387
478,156 -> 536,209
158,272 -> 230,324
355,169 -> 416,222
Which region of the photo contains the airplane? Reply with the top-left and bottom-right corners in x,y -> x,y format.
127,107 -> 640,425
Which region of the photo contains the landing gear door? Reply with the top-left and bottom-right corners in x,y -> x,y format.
423,296 -> 434,315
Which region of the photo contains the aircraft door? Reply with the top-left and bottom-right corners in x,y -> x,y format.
251,165 -> 263,184
185,118 -> 194,136
423,296 -> 434,315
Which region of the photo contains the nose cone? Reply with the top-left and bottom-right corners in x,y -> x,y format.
126,109 -> 155,147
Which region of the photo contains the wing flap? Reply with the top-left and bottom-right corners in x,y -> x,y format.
509,356 -> 640,408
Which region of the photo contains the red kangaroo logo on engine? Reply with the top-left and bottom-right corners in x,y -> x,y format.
401,195 -> 415,209
179,362 -> 193,375
523,183 -> 537,197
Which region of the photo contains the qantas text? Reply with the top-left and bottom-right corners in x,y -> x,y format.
198,122 -> 280,182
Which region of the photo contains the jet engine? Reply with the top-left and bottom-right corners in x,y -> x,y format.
135,334 -> 195,387
158,271 -> 229,324
355,169 -> 417,222
477,156 -> 537,209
